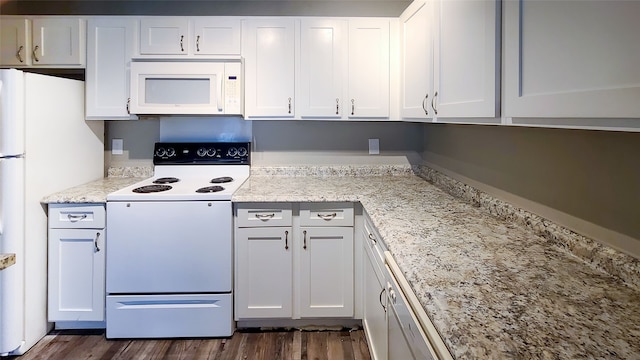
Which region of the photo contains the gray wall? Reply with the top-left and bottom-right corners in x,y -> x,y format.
422,123 -> 640,247
105,119 -> 423,167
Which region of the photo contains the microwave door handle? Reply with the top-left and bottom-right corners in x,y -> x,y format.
217,75 -> 223,112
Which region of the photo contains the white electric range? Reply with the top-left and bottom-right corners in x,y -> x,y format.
105,142 -> 250,339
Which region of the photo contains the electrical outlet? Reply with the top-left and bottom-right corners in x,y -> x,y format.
112,139 -> 124,155
368,138 -> 380,155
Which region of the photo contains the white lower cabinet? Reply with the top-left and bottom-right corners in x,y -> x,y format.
48,204 -> 105,322
362,215 -> 388,360
235,203 -> 354,320
235,226 -> 293,319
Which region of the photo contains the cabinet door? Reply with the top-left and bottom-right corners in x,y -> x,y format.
0,18 -> 31,66
432,0 -> 498,118
235,227 -> 293,319
243,19 -> 295,118
48,228 -> 105,321
363,237 -> 388,360
348,19 -> 390,119
86,18 -> 137,120
299,19 -> 347,119
504,0 -> 640,119
32,18 -> 84,66
297,227 -> 353,318
139,17 -> 189,55
400,0 -> 434,120
193,17 -> 241,55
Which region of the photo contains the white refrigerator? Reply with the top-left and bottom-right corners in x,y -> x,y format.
0,69 -> 104,355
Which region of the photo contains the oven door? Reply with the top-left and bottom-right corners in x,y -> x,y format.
106,201 -> 231,293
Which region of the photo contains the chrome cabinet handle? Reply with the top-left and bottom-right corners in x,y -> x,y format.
432,91 -> 438,115
351,99 -> 355,115
284,230 -> 289,250
336,98 -> 339,115
94,232 -> 101,252
303,230 -> 307,250
32,45 -> 39,62
288,97 -> 292,114
67,213 -> 87,222
379,288 -> 387,312
422,93 -> 429,115
255,213 -> 275,219
317,212 -> 337,220
17,45 -> 24,63
180,35 -> 184,52
126,98 -> 131,114
368,233 -> 377,244
196,35 -> 200,52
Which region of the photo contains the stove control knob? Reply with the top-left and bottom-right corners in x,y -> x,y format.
206,148 -> 217,157
197,147 -> 207,157
155,147 -> 166,157
166,148 -> 176,157
227,147 -> 238,157
237,147 -> 248,157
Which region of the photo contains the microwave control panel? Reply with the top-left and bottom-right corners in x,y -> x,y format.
224,62 -> 242,115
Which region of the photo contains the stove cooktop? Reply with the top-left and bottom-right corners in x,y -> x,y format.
106,142 -> 251,202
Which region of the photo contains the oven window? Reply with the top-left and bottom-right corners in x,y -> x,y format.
145,78 -> 211,104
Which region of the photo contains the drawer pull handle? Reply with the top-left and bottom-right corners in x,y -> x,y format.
303,230 -> 307,250
17,45 -> 24,62
180,35 -> 184,52
32,45 -> 40,62
368,233 -> 377,244
255,213 -> 275,220
379,288 -> 387,312
284,230 -> 289,250
94,232 -> 101,252
67,214 -> 87,222
317,212 -> 337,220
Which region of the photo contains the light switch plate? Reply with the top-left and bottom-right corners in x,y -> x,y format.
368,138 -> 380,155
112,139 -> 124,155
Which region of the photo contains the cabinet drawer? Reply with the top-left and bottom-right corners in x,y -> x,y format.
235,203 -> 293,227
48,204 -> 106,229
299,202 -> 354,227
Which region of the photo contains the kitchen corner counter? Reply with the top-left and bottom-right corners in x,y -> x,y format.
0,253 -> 16,271
41,177 -> 147,204
233,167 -> 640,359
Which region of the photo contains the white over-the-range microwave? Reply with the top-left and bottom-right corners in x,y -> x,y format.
129,61 -> 242,115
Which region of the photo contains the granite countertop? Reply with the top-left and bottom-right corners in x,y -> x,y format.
42,167 -> 640,358
41,177 -> 146,204
0,253 -> 16,271
233,170 -> 640,359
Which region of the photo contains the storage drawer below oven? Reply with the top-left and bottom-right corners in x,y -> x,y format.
106,294 -> 233,338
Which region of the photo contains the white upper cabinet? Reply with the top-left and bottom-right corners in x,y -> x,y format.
138,17 -> 241,56
432,0 -> 499,118
243,18 -> 296,118
298,19 -> 348,119
399,0 -> 433,120
86,18 -> 137,120
348,19 -> 390,119
139,17 -> 189,55
1,17 -> 85,67
0,18 -> 30,66
193,17 -> 241,55
503,0 -> 640,119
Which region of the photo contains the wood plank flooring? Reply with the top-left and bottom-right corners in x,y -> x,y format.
8,329 -> 371,360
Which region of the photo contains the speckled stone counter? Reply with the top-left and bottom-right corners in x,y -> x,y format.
0,253 -> 16,271
234,168 -> 640,359
41,177 -> 146,204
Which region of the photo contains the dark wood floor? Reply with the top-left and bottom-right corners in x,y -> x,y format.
9,329 -> 371,360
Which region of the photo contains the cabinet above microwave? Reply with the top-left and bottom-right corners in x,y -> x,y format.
129,61 -> 243,116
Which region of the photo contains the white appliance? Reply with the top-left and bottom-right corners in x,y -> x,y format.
105,142 -> 250,339
0,69 -> 104,355
129,61 -> 243,115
